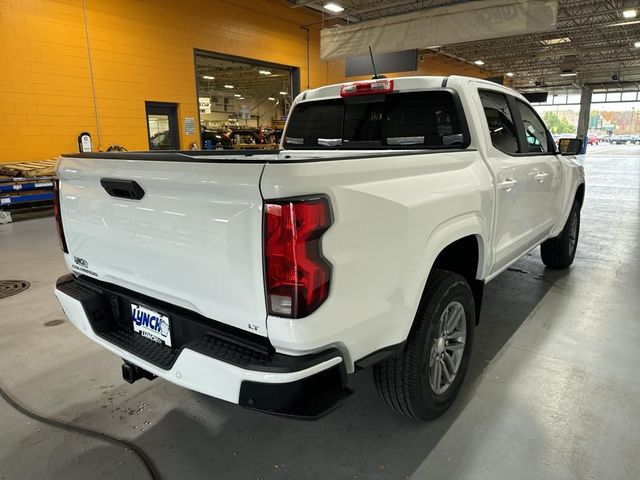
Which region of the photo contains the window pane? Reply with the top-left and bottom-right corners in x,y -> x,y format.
516,101 -> 550,153
567,93 -> 581,104
284,91 -> 467,149
552,94 -> 567,105
479,91 -> 519,154
606,92 -> 621,102
284,100 -> 343,146
621,91 -> 638,101
343,101 -> 384,144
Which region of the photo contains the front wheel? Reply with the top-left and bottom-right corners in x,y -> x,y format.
540,202 -> 580,269
373,270 -> 475,420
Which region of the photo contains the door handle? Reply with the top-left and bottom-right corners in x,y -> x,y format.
100,178 -> 145,200
499,178 -> 518,191
534,172 -> 549,183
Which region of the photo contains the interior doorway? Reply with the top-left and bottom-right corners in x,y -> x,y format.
145,102 -> 180,150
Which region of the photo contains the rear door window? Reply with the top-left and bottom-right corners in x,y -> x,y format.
479,91 -> 520,154
284,91 -> 468,149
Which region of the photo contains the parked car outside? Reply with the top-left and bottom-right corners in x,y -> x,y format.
587,135 -> 602,145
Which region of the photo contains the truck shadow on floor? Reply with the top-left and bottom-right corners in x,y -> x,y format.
50,252 -> 570,480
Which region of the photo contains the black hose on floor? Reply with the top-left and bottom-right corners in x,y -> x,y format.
0,381 -> 160,480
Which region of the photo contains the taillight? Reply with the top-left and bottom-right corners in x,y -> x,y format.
264,196 -> 332,318
340,79 -> 394,96
52,179 -> 68,253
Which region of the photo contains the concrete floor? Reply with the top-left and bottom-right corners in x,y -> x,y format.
1,146 -> 639,480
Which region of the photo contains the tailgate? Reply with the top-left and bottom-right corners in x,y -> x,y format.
57,155 -> 270,337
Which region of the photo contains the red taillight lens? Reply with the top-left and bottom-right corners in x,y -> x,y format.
52,179 -> 68,253
340,79 -> 394,96
264,196 -> 332,318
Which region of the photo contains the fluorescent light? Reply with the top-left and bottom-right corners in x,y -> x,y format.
426,45 -> 442,49
268,97 -> 276,101
635,41 -> 640,48
224,85 -> 234,89
258,70 -> 272,75
238,97 -> 244,100
279,91 -> 288,95
505,72 -> 514,77
559,72 -> 578,77
324,2 -> 344,13
202,75 -> 215,80
234,94 -> 242,97
473,60 -> 485,66
622,9 -> 637,19
540,37 -> 571,45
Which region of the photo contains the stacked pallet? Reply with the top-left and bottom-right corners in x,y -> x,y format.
0,159 -> 58,223
0,159 -> 58,178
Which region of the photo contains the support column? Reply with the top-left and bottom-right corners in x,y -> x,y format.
576,85 -> 592,154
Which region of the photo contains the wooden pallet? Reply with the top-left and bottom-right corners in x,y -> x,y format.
0,159 -> 58,178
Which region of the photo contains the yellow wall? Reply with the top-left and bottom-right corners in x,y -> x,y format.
0,0 -> 490,163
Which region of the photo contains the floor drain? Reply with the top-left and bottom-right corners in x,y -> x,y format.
0,280 -> 31,299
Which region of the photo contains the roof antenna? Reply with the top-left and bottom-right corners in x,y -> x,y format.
369,46 -> 386,79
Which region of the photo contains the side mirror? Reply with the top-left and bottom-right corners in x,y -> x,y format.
558,138 -> 582,156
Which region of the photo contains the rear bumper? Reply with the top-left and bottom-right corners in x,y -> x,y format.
55,274 -> 351,418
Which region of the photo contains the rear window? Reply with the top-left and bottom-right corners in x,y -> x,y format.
284,91 -> 468,149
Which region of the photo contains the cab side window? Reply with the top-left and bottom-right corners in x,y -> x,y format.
479,91 -> 519,154
515,101 -> 551,153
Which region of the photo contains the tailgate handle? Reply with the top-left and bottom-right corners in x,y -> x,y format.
100,178 -> 145,200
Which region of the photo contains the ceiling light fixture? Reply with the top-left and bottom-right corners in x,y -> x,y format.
635,41 -> 640,48
259,70 -> 272,75
607,19 -> 640,27
279,91 -> 288,95
224,85 -> 234,89
268,97 -> 276,101
559,72 -> 578,77
324,2 -> 344,13
234,94 -> 242,97
622,9 -> 637,19
540,37 -> 571,45
202,75 -> 215,80
473,60 -> 485,66
505,72 -> 514,77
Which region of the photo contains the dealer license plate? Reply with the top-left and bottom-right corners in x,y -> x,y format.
131,303 -> 172,347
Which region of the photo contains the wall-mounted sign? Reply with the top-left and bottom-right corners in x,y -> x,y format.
184,117 -> 195,135
78,132 -> 92,152
198,97 -> 211,114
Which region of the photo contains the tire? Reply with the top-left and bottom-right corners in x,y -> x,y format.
373,269 -> 475,420
540,201 -> 580,269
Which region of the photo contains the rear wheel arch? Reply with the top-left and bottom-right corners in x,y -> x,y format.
429,235 -> 484,325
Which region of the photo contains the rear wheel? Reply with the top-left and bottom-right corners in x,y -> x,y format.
373,270 -> 474,420
540,201 -> 580,269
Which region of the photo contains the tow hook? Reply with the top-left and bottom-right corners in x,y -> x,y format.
122,362 -> 156,384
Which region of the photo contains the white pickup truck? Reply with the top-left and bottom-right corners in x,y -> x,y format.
54,76 -> 585,420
